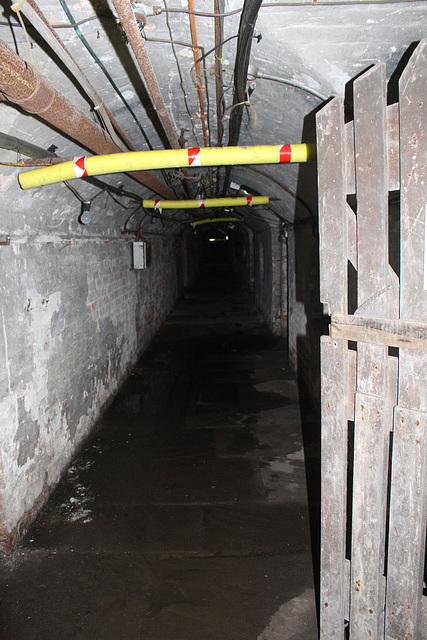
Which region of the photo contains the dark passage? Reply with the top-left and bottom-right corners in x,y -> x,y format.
0,275 -> 318,640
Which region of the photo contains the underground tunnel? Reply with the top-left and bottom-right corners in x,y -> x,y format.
0,1 -> 426,638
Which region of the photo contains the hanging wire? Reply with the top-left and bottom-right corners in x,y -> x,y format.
57,0 -> 155,151
13,7 -> 33,64
0,0 -> 420,31
162,0 -> 199,146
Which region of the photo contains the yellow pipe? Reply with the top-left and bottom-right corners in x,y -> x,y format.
143,196 -> 268,209
18,144 -> 316,190
191,217 -> 241,227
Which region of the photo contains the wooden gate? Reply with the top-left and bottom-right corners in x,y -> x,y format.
317,39 -> 427,640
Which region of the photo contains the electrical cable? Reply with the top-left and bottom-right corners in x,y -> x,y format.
57,0 -> 154,152
162,0 -> 199,146
223,0 -> 263,194
0,0 -> 421,30
157,0 -> 427,15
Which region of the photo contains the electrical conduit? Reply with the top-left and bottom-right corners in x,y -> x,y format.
0,39 -> 174,197
19,144 -> 316,189
142,196 -> 268,209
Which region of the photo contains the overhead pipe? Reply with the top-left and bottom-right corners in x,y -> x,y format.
188,0 -> 209,148
214,0 -> 225,147
18,144 -> 317,189
110,0 -> 193,197
0,39 -> 173,198
110,0 -> 180,151
17,0 -> 133,151
214,0 -> 225,196
191,217 -> 242,227
142,196 -> 269,209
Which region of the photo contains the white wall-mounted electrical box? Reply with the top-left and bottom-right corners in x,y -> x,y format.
132,241 -> 148,269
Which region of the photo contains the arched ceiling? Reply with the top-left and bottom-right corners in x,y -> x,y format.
0,0 -> 426,237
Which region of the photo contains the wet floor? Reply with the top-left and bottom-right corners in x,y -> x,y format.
0,277 -> 319,640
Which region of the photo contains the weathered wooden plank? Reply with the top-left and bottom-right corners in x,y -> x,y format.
347,348 -> 357,421
387,103 -> 400,191
385,38 -> 427,640
350,392 -> 390,640
354,62 -> 389,319
331,314 -> 427,351
350,63 -> 393,640
345,120 -> 355,195
317,97 -> 347,315
398,38 -> 427,414
385,407 -> 427,640
320,336 -> 349,640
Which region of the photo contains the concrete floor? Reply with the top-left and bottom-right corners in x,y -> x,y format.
0,275 -> 319,640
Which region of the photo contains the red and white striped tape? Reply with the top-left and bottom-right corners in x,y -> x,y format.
73,156 -> 88,178
188,147 -> 201,167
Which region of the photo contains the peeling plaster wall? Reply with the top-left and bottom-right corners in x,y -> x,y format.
0,206 -> 178,547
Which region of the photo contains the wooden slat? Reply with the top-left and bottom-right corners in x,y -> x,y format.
385,407 -> 427,640
320,336 -> 349,640
331,314 -> 427,351
397,38 -> 427,414
317,97 -> 347,315
350,63 -> 392,640
387,103 -> 400,191
347,348 -> 357,421
354,62 -> 390,322
385,38 -> 427,640
345,120 -> 355,195
350,392 -> 390,640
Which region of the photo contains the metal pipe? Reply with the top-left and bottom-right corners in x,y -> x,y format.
214,0 -> 225,196
20,0 -> 133,151
142,196 -> 269,209
0,39 -> 173,197
111,0 -> 180,150
19,144 -> 316,189
188,0 -> 208,148
192,217 -> 241,227
214,0 -> 225,147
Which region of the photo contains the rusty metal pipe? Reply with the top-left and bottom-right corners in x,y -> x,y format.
214,0 -> 224,147
0,39 -> 173,197
23,0 -> 135,152
111,0 -> 180,150
188,0 -> 208,148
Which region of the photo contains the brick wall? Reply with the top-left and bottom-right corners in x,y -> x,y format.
0,231 -> 178,547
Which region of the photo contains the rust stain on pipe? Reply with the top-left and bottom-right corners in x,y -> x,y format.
0,39 -> 173,197
188,0 -> 208,148
111,0 -> 180,150
25,0 -> 135,152
214,0 -> 224,147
